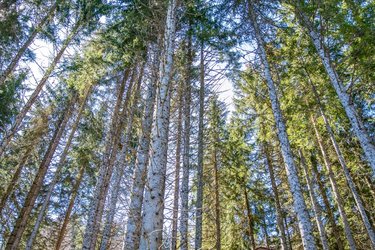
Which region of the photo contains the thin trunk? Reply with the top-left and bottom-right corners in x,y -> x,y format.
0,21 -> 81,157
0,147 -> 32,215
262,214 -> 270,249
171,83 -> 183,250
312,116 -> 357,250
124,56 -> 157,250
5,94 -> 76,250
25,87 -> 91,250
244,188 -> 256,250
0,1 -> 59,86
84,70 -> 134,250
139,0 -> 177,248
247,2 -> 316,249
213,146 -> 221,250
55,162 -> 86,250
195,41 -> 205,250
310,81 -> 375,247
82,69 -> 129,250
310,152 -> 344,250
180,37 -> 192,250
99,65 -> 144,250
263,143 -> 288,250
284,216 -> 293,250
296,6 -> 375,175
299,150 -> 329,250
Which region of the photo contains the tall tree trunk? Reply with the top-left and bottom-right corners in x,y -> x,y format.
247,2 -> 316,249
0,147 -> 32,215
180,37 -> 192,250
83,69 -> 134,250
213,146 -> 221,250
310,152 -> 344,250
299,150 -> 329,250
99,65 -> 144,250
309,80 -> 375,247
5,94 -> 76,250
171,81 -> 183,250
244,188 -> 256,250
82,69 -> 129,249
54,161 -> 86,250
195,41 -> 205,250
312,116 -> 357,250
263,143 -> 288,250
139,0 -> 177,248
25,87 -> 91,250
124,55 -> 158,250
0,1 -> 59,86
295,6 -> 375,175
0,21 -> 81,157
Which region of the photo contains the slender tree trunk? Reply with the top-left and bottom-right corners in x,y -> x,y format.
55,162 -> 86,250
213,146 -> 221,250
244,188 -> 256,250
25,87 -> 91,250
261,211 -> 270,249
263,143 -> 288,250
0,1 -> 59,86
0,147 -> 32,215
83,69 -> 134,250
171,82 -> 183,250
180,37 -> 192,250
312,116 -> 357,250
124,56 -> 158,250
195,41 -> 205,250
299,150 -> 329,250
99,65 -> 144,250
82,69 -> 129,250
0,21 -> 81,157
247,2 -> 316,249
5,94 -> 76,250
296,7 -> 375,175
310,152 -> 344,250
139,0 -> 177,248
309,81 -> 375,247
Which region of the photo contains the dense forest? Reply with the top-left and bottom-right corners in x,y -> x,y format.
0,0 -> 374,249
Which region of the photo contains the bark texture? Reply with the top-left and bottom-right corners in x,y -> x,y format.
195,41 -> 205,250
139,0 -> 177,247
247,1 -> 316,249
312,116 -> 357,250
5,94 -> 76,250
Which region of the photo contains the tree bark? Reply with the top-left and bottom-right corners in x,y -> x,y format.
299,150 -> 329,250
139,0 -> 177,247
310,152 -> 344,250
213,145 -> 221,250
0,1 -> 59,86
244,188 -> 256,250
296,6 -> 375,175
195,41 -> 205,250
99,65 -> 144,250
25,87 -> 91,250
309,81 -> 375,248
83,69 -> 134,250
263,143 -> 288,250
180,37 -> 193,250
312,116 -> 357,250
171,81 -> 183,250
247,2 -> 316,249
124,55 -> 158,250
55,161 -> 86,250
5,93 -> 77,250
0,21 -> 81,158
0,147 -> 32,216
